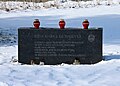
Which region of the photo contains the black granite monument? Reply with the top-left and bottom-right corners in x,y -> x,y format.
18,28 -> 103,65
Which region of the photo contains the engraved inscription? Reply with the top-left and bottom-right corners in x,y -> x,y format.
34,34 -> 82,39
33,34 -> 84,58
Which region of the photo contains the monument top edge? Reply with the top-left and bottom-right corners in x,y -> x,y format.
18,27 -> 103,30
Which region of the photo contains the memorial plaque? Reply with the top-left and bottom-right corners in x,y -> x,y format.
18,28 -> 103,65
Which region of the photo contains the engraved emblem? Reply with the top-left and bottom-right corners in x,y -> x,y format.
88,34 -> 95,42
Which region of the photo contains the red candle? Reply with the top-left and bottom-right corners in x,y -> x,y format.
82,19 -> 89,29
59,19 -> 65,29
33,19 -> 40,29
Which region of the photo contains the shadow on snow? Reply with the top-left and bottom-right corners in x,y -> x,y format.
104,54 -> 120,61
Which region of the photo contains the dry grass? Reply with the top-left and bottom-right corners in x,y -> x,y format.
0,0 -> 48,2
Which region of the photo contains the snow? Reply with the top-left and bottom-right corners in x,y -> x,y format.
0,0 -> 120,86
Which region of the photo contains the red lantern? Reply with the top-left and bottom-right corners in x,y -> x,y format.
59,19 -> 65,29
33,19 -> 40,29
82,19 -> 89,29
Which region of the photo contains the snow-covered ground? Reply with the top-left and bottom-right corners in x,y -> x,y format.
0,0 -> 120,12
0,0 -> 120,86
